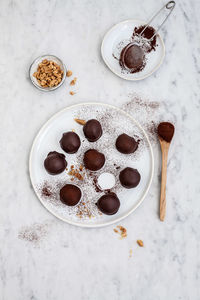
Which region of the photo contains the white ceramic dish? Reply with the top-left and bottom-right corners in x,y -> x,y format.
29,103 -> 154,227
29,54 -> 66,91
101,19 -> 165,81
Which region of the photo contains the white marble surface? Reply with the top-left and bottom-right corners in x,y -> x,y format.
0,0 -> 200,299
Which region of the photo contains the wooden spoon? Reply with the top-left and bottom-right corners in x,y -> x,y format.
157,122 -> 175,221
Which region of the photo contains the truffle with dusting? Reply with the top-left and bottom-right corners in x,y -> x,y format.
44,151 -> 67,175
60,132 -> 81,154
83,119 -> 102,142
60,184 -> 81,206
96,193 -> 120,215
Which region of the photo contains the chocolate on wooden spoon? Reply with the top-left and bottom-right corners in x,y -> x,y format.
157,122 -> 175,221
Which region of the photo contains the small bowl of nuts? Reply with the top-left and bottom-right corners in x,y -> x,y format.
29,55 -> 66,91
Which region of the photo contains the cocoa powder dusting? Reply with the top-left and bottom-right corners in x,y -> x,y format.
122,95 -> 161,145
18,222 -> 49,246
133,25 -> 157,53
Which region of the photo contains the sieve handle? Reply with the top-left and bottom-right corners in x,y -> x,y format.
139,1 -> 176,40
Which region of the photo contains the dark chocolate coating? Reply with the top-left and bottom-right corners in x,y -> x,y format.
44,151 -> 67,175
60,132 -> 81,154
116,133 -> 138,154
120,44 -> 145,71
83,119 -> 102,142
60,184 -> 81,206
83,149 -> 105,171
119,167 -> 141,188
96,193 -> 120,215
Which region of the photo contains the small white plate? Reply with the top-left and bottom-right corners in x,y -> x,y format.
101,20 -> 165,81
29,103 -> 154,228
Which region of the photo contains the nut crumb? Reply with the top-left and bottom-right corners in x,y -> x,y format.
74,118 -> 86,125
66,70 -> 73,77
113,226 -> 127,239
129,249 -> 133,258
68,164 -> 84,181
70,77 -> 77,85
69,91 -> 75,95
137,240 -> 144,247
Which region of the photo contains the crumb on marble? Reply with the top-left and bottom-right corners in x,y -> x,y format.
66,70 -> 73,77
70,77 -> 77,85
129,249 -> 133,258
113,226 -> 127,239
137,239 -> 144,247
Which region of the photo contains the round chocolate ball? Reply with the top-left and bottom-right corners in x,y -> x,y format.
120,44 -> 145,71
44,151 -> 67,175
119,167 -> 141,188
96,193 -> 120,215
83,149 -> 105,171
83,119 -> 102,142
116,133 -> 138,154
60,132 -> 81,154
60,184 -> 82,206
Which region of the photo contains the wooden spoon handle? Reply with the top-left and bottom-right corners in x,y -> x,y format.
160,144 -> 169,221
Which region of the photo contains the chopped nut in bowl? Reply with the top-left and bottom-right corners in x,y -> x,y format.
29,55 -> 66,91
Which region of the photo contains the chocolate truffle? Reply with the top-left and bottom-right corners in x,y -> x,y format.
119,44 -> 145,73
60,131 -> 81,154
60,184 -> 81,206
96,193 -> 120,215
119,167 -> 141,188
116,133 -> 138,154
83,149 -> 105,171
44,151 -> 67,175
83,119 -> 102,142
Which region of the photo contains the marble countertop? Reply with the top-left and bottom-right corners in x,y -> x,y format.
0,0 -> 200,299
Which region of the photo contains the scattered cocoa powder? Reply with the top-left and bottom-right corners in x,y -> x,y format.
121,95 -> 162,145
41,182 -> 53,198
18,222 -> 49,246
133,25 -> 157,53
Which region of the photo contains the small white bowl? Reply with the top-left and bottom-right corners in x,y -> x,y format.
29,54 -> 66,91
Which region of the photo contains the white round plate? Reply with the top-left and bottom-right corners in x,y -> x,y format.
29,103 -> 154,227
101,19 -> 165,81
